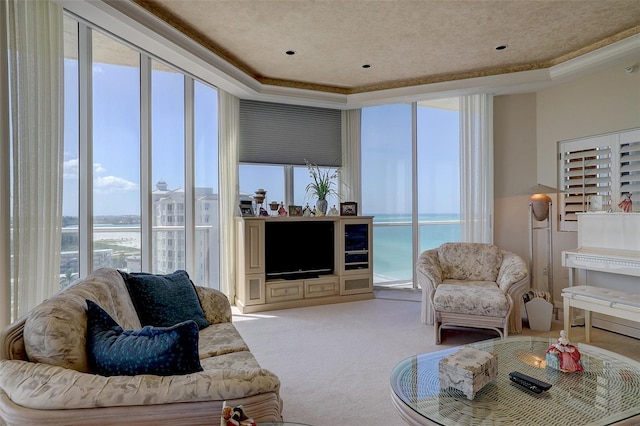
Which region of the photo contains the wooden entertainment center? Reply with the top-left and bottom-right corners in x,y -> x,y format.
235,216 -> 374,313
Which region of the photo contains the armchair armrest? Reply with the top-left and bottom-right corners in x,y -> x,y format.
195,286 -> 232,324
415,249 -> 442,325
497,251 -> 530,334
497,251 -> 528,294
416,249 -> 443,286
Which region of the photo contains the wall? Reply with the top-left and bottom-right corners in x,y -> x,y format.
493,93 -> 537,263
536,62 -> 640,305
494,62 -> 640,311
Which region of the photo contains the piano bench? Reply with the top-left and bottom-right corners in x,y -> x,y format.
562,286 -> 640,343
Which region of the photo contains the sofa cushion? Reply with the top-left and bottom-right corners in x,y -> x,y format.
433,281 -> 510,318
24,268 -> 141,373
86,300 -> 203,376
120,270 -> 209,329
437,243 -> 503,282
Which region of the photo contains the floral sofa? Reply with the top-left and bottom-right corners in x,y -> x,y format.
416,242 -> 529,344
0,268 -> 282,425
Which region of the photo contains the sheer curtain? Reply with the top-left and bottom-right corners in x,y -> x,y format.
218,90 -> 239,299
460,94 -> 494,243
341,109 -> 361,205
8,0 -> 64,319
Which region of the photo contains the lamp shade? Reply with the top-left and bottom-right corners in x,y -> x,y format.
527,183 -> 561,221
530,193 -> 552,221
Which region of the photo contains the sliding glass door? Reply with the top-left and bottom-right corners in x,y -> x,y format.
362,99 -> 460,288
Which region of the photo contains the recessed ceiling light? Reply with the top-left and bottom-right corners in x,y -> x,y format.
362,64 -> 372,69
285,50 -> 296,56
495,45 -> 508,51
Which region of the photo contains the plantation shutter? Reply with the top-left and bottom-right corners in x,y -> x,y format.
238,99 -> 342,167
559,137 -> 612,231
619,129 -> 640,197
558,127 -> 640,231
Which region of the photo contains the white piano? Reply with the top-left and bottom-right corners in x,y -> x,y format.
562,212 -> 640,338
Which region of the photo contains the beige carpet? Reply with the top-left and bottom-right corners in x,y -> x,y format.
232,295 -> 640,426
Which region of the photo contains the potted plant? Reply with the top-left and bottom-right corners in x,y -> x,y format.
305,160 -> 339,215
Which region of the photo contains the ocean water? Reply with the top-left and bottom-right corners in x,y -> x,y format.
371,214 -> 460,283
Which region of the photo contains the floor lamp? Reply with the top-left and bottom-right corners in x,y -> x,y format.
528,184 -> 559,314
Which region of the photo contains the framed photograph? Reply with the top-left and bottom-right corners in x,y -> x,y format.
340,202 -> 358,216
289,205 -> 303,216
239,204 -> 255,217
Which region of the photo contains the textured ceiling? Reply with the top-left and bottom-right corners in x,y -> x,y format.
130,0 -> 640,95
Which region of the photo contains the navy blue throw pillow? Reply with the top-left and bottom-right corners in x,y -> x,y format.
85,299 -> 203,376
119,270 -> 209,329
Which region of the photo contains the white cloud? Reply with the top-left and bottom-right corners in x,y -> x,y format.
94,176 -> 138,193
94,163 -> 107,173
63,158 -> 79,179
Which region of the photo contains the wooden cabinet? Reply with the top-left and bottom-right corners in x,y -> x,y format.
235,216 -> 374,313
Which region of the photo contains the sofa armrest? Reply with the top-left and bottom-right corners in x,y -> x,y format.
0,359 -> 280,410
195,286 -> 232,324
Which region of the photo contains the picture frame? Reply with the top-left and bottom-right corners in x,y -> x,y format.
340,202 -> 358,216
289,205 -> 303,216
239,204 -> 255,217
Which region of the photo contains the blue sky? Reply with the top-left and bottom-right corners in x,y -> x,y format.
63,60 -> 459,218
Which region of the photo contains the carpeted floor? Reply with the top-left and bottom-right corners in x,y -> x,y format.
232,296 -> 640,426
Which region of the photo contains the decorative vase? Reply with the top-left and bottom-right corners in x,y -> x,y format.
316,198 -> 328,215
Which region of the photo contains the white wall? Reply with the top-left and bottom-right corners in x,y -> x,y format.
536,63 -> 640,304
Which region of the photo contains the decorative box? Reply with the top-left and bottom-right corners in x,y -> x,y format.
439,346 -> 498,400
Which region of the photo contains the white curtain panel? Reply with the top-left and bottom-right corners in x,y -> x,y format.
341,109 -> 362,205
460,94 -> 494,243
8,0 -> 64,319
217,90 -> 239,299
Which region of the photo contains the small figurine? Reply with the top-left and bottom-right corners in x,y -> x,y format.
278,202 -> 287,216
545,330 -> 583,373
327,205 -> 339,216
221,404 -> 256,426
618,192 -> 632,212
302,203 -> 312,216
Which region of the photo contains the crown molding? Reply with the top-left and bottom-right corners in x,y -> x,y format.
549,33 -> 640,82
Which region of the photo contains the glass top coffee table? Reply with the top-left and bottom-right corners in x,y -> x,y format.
390,337 -> 640,425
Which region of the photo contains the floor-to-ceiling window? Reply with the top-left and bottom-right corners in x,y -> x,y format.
60,15 -> 220,289
151,59 -> 184,274
362,99 -> 460,288
91,31 -> 141,272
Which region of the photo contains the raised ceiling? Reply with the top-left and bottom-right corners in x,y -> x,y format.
128,0 -> 640,96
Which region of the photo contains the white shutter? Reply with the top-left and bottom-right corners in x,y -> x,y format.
559,135 -> 612,231
558,128 -> 640,231
618,129 -> 640,197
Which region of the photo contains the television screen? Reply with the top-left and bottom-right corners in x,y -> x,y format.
265,220 -> 335,280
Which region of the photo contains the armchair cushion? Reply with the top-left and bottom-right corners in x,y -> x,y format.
433,281 -> 510,318
437,243 -> 503,282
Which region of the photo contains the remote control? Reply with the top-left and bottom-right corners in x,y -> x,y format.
509,371 -> 552,394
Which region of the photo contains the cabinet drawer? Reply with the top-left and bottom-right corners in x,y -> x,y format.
266,281 -> 304,303
304,278 -> 339,298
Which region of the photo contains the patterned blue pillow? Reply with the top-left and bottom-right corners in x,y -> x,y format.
85,299 -> 203,376
119,270 -> 209,329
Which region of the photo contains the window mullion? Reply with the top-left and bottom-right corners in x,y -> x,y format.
78,22 -> 93,278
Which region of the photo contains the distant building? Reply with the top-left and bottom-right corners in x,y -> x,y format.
152,181 -> 219,287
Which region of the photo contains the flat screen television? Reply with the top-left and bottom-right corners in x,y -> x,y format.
264,220 -> 335,280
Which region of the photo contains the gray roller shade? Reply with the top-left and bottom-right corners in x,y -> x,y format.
239,99 -> 342,167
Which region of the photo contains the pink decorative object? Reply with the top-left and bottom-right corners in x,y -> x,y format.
618,192 -> 632,212
545,330 -> 583,373
221,404 -> 256,426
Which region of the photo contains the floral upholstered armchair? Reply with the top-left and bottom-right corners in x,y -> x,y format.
416,242 -> 529,344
